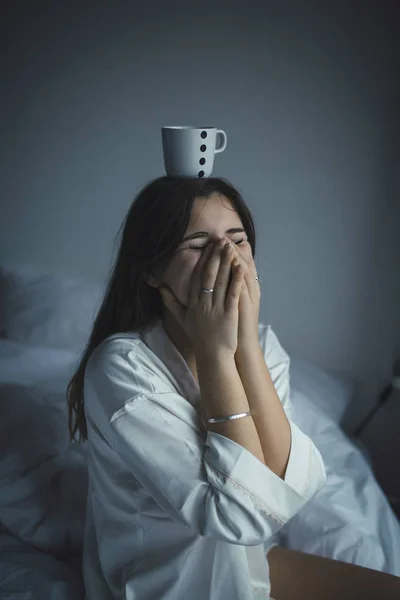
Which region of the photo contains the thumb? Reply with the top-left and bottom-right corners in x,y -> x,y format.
159,286 -> 185,324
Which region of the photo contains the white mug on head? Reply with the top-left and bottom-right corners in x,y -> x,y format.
161,125 -> 227,178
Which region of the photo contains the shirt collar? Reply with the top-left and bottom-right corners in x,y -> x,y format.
141,318 -> 202,413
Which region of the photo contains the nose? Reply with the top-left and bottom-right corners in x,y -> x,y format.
210,236 -> 227,246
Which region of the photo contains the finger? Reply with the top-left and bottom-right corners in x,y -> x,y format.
230,248 -> 261,303
225,260 -> 245,313
213,240 -> 235,307
238,276 -> 252,307
229,240 -> 252,260
188,242 -> 215,304
234,242 -> 256,273
231,243 -> 258,290
198,239 -> 226,303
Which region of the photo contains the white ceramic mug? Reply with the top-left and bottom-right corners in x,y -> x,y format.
161,126 -> 227,177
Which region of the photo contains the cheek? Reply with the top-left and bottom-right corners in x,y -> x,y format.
161,252 -> 199,297
241,241 -> 253,257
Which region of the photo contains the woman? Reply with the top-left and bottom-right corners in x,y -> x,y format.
68,177 -> 400,600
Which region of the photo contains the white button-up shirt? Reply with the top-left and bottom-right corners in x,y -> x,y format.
83,319 -> 326,600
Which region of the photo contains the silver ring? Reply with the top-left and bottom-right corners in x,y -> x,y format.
201,288 -> 214,293
255,276 -> 260,283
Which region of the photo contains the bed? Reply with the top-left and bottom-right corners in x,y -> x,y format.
1,264 -> 399,599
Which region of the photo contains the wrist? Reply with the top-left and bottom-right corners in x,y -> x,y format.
235,341 -> 263,368
194,345 -> 236,364
236,334 -> 261,356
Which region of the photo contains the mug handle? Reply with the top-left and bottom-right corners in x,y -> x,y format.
215,129 -> 227,153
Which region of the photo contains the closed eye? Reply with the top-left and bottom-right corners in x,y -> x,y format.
189,239 -> 245,250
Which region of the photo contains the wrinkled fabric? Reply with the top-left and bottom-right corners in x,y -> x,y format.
83,319 -> 326,599
278,388 -> 400,576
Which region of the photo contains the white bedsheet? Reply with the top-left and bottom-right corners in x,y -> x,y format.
0,527 -> 84,600
279,388 -> 400,575
0,339 -> 399,600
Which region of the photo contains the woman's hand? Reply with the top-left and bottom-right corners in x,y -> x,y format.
159,238 -> 244,357
230,241 -> 261,354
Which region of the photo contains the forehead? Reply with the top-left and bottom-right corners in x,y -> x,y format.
188,192 -> 242,229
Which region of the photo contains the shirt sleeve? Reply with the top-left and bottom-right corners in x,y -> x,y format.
85,341 -> 326,548
261,324 -> 295,421
261,324 -> 327,499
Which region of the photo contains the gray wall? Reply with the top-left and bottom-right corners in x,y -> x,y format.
1,0 -> 399,430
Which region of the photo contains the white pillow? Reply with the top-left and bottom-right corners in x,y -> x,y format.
289,356 -> 355,424
0,382 -> 87,558
0,264 -> 104,351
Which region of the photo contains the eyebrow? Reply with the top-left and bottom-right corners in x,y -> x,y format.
181,228 -> 246,243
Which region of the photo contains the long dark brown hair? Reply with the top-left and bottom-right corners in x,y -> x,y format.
67,176 -> 256,441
